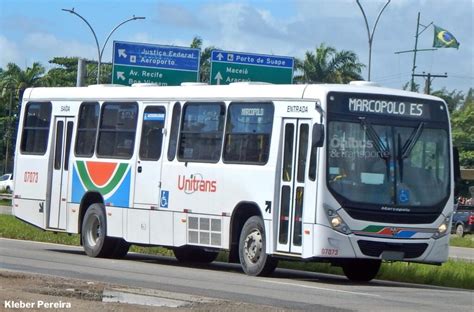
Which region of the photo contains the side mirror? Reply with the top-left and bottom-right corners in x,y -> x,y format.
312,124 -> 325,148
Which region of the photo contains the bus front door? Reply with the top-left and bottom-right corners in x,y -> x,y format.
133,105 -> 167,209
276,119 -> 310,254
48,117 -> 74,229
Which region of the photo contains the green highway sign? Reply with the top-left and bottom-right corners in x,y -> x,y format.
112,41 -> 200,86
210,50 -> 294,85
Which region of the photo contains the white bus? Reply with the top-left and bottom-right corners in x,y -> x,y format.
13,82 -> 455,281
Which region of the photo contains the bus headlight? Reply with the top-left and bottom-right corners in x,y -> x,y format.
331,216 -> 342,227
432,215 -> 451,239
325,207 -> 352,235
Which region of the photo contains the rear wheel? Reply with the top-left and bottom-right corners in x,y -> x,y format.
455,224 -> 465,237
110,238 -> 130,259
173,246 -> 219,263
342,259 -> 381,282
81,203 -> 115,258
239,216 -> 278,276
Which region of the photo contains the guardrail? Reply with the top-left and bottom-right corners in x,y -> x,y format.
0,193 -> 12,200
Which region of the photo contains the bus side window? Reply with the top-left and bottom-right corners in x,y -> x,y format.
97,102 -> 138,159
223,102 -> 274,165
20,102 -> 52,155
75,102 -> 99,157
178,102 -> 225,162
139,106 -> 165,160
167,102 -> 181,161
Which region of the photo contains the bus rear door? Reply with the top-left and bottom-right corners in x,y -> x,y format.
276,119 -> 311,254
48,117 -> 74,229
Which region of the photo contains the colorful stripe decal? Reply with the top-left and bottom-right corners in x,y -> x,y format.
72,160 -> 131,207
76,161 -> 128,195
354,225 -> 433,239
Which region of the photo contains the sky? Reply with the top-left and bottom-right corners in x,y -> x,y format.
0,0 -> 472,92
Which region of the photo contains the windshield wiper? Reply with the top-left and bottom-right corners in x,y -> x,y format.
401,122 -> 424,159
398,122 -> 424,182
359,118 -> 391,159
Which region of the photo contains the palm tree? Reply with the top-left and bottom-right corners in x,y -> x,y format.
0,62 -> 45,100
295,43 -> 364,84
0,62 -> 45,172
190,36 -> 218,83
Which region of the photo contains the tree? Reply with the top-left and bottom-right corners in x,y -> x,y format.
402,81 -> 420,93
431,88 -> 464,114
0,62 -> 45,100
294,43 -> 364,84
451,92 -> 474,168
190,36 -> 218,83
0,62 -> 45,172
43,57 -> 112,87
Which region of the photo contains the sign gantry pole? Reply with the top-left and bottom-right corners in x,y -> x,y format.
62,8 -> 145,84
356,0 -> 391,81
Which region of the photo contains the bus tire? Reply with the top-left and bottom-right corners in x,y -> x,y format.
81,203 -> 115,258
239,216 -> 278,276
173,246 -> 219,263
110,238 -> 130,259
342,259 -> 381,282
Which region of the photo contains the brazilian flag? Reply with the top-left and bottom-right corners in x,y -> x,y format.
433,25 -> 460,49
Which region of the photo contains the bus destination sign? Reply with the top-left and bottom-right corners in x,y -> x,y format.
326,92 -> 451,121
348,97 -> 425,117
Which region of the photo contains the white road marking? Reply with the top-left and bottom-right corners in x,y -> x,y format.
259,279 -> 382,298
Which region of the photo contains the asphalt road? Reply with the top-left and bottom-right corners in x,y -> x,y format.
0,238 -> 472,312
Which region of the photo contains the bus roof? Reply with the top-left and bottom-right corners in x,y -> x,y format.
22,82 -> 444,103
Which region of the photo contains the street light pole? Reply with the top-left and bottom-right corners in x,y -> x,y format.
356,0 -> 391,81
62,8 -> 145,84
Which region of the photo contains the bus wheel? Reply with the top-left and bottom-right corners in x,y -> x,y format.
239,216 -> 278,276
110,238 -> 130,259
455,224 -> 465,237
173,246 -> 219,263
342,259 -> 381,282
81,203 -> 114,258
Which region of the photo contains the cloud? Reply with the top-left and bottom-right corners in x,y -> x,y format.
155,4 -> 206,29
24,32 -> 97,62
0,35 -> 21,67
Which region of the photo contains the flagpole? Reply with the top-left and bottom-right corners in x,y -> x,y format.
394,12 -> 436,92
410,13 -> 421,92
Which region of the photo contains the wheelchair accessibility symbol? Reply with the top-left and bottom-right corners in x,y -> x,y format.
398,188 -> 410,204
160,190 -> 169,208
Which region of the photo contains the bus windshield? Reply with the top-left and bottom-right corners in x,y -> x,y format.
327,120 -> 450,207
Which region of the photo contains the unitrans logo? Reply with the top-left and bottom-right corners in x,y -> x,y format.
178,173 -> 217,194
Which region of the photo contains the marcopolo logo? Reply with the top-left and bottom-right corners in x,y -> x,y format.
177,173 -> 217,194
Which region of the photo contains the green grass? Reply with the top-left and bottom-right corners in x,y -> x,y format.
1,214 -> 473,289
450,234 -> 474,248
0,215 -> 79,245
378,260 -> 474,289
0,198 -> 12,206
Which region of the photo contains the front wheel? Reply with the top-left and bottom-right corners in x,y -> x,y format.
239,216 -> 278,276
342,259 -> 381,282
455,224 -> 465,237
81,203 -> 115,258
